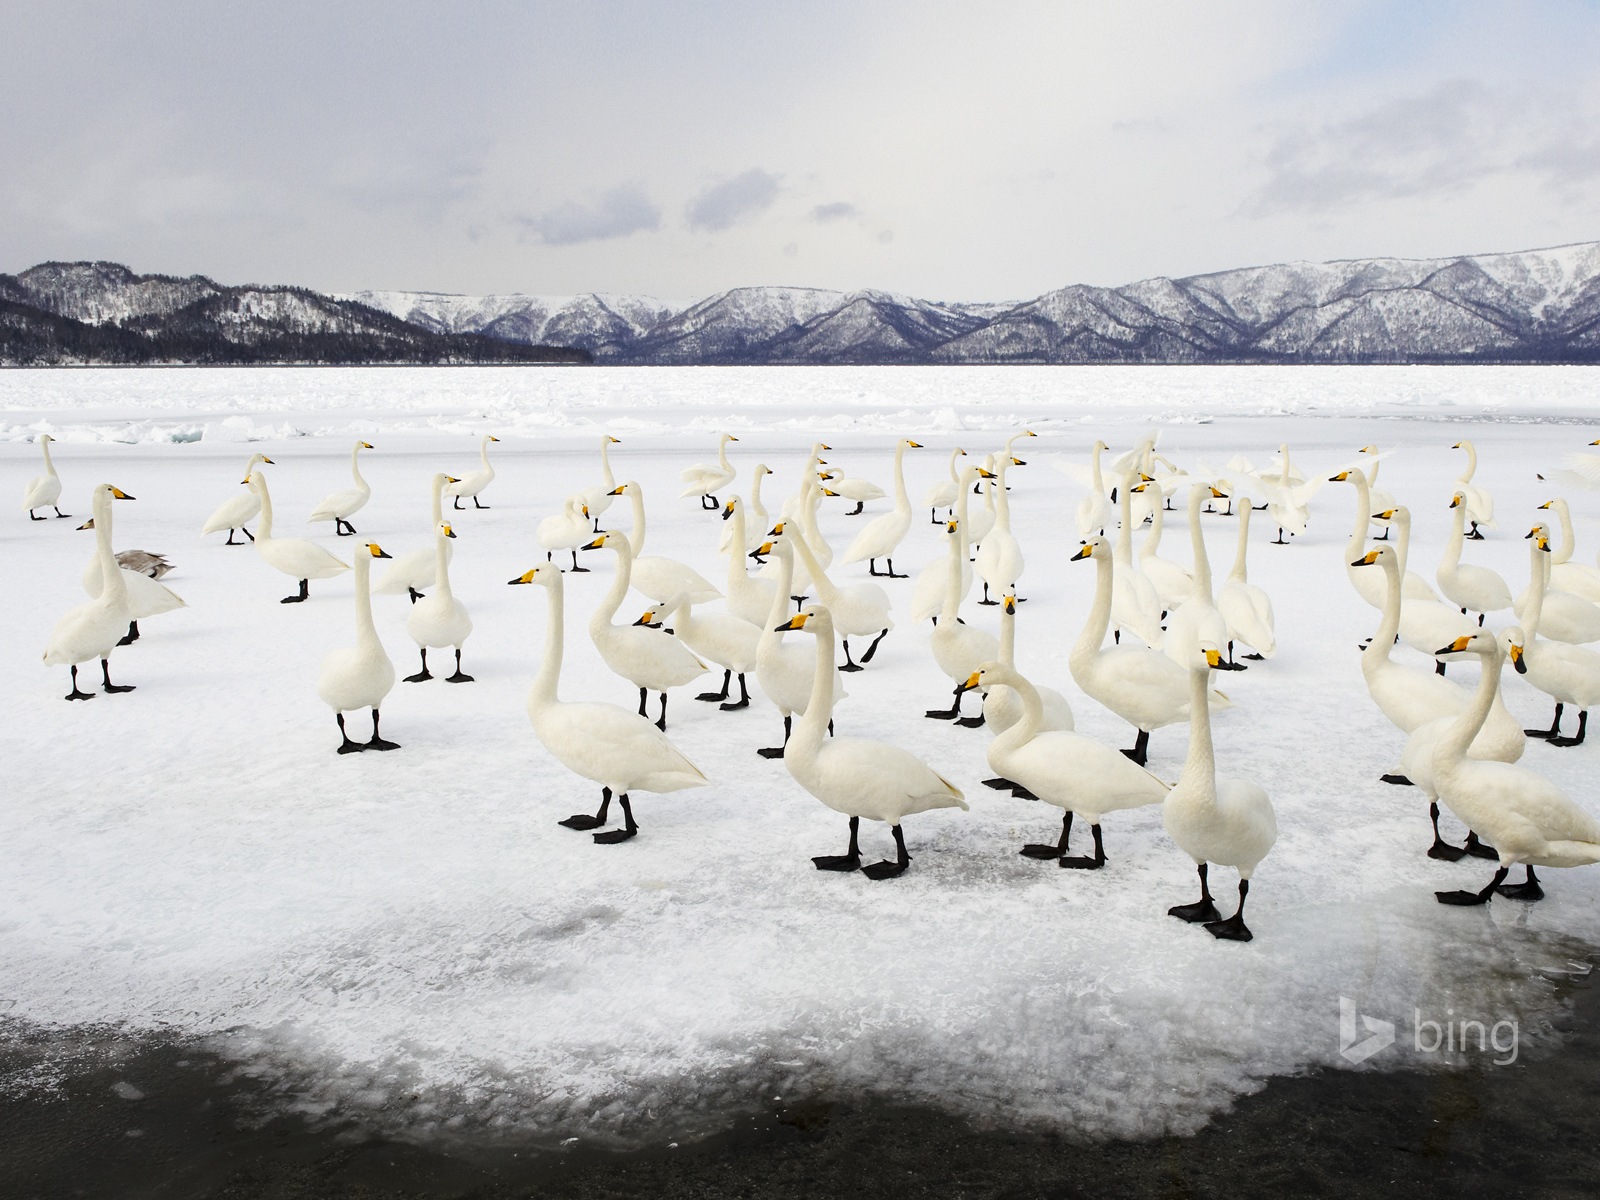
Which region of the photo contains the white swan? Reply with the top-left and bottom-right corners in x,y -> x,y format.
980,595 -> 1073,736
842,438 -> 922,577
23,434 -> 69,520
1537,498 -> 1600,602
608,480 -> 722,604
777,604 -> 966,878
721,496 -> 779,626
1371,506 -> 1477,665
1163,644 -> 1277,941
1253,443 -> 1318,543
1215,494 -> 1276,663
1108,472 -> 1165,647
1162,484 -> 1239,671
975,455 -> 1024,604
1451,440 -> 1494,538
509,563 -> 706,843
317,541 -> 399,753
309,441 -> 374,536
582,532 -> 707,729
926,519 -> 999,726
824,462 -> 886,515
249,470 -> 350,603
1437,492 -> 1512,620
1137,487 -> 1194,610
1075,439 -> 1111,537
538,496 -> 593,572
201,452 -> 274,544
1352,544 -> 1525,775
403,523 -> 473,684
910,464 -> 988,622
966,473 -> 998,551
78,519 -> 185,645
975,660 -> 1160,866
1431,630 -> 1600,907
680,433 -> 739,509
923,448 -> 966,524
752,534 -> 846,758
1331,470 -> 1435,608
1069,535 -> 1228,765
442,434 -> 500,510
374,472 -> 459,602
1515,533 -> 1600,746
1514,522 -> 1600,644
646,591 -> 760,712
577,435 -> 621,527
778,518 -> 892,671
43,484 -> 137,700
1359,445 -> 1397,539
719,462 -> 773,553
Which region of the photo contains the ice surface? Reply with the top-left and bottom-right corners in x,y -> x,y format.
1,365 -> 1598,1148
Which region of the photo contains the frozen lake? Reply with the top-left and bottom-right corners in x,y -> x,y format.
2,364 -> 1598,1148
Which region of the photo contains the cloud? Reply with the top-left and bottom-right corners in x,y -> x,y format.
686,169 -> 780,232
1248,79 -> 1600,216
810,201 -> 859,223
519,184 -> 660,245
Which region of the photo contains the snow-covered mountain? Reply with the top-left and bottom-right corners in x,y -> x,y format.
8,241 -> 1600,366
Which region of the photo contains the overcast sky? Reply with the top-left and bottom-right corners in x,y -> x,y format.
4,0 -> 1599,302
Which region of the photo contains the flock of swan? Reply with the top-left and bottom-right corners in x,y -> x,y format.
26,427 -> 1600,943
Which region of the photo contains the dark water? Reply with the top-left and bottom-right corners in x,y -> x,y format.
4,969 -> 1599,1200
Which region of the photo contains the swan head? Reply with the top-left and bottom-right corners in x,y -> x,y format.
903,439 -> 924,449
1009,456 -> 1027,466
37,433 -> 54,445
945,519 -> 960,535
76,517 -> 95,530
1537,500 -> 1554,511
1372,508 -> 1396,521
768,520 -> 787,537
1360,444 -> 1380,454
1502,627 -> 1529,674
722,498 -> 737,520
756,463 -> 772,476
774,604 -> 833,635
1003,593 -> 1017,615
1070,539 -> 1101,561
748,541 -> 774,561
1448,492 -> 1466,509
508,564 -> 560,587
1209,485 -> 1228,498
722,434 -> 740,444
1350,546 -> 1393,568
91,484 -> 135,503
821,488 -> 841,498
487,435 -> 502,443
358,441 -> 374,451
363,542 -> 392,559
581,533 -> 611,554
608,482 -> 631,496
1435,630 -> 1499,660
438,523 -> 457,540
1329,470 -> 1351,482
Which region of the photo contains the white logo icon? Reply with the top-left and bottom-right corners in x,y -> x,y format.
1339,996 -> 1395,1064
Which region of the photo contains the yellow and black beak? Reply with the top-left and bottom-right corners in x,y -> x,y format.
608,484 -> 626,496
1452,441 -> 1464,450
489,435 -> 501,442
728,435 -> 741,442
360,441 -> 374,450
109,486 -> 135,500
581,535 -> 606,551
581,504 -> 590,517
1448,494 -> 1462,509
1329,470 -> 1350,482
769,520 -> 785,536
907,439 -> 924,448
822,488 -> 840,498
749,541 -> 774,559
775,613 -> 809,632
262,456 -> 275,464
955,670 -> 982,694
508,568 -> 536,585
608,436 -> 621,444
1351,550 -> 1380,567
1011,456 -> 1026,466
368,543 -> 392,559
1436,636 -> 1473,655
241,475 -> 253,484
977,467 -> 998,479
819,443 -> 832,451
945,519 -> 959,533
1071,543 -> 1094,561
1003,595 -> 1016,614
1373,509 -> 1395,520
1538,501 -> 1552,510
1538,536 -> 1551,552
632,609 -> 657,627
443,525 -> 457,539
1209,486 -> 1226,498
1204,649 -> 1223,669
76,518 -> 95,530
447,476 -> 461,484
1510,643 -> 1527,673
722,500 -> 735,520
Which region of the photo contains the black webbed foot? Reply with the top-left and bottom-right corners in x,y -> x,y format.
592,827 -> 638,844
1427,838 -> 1468,862
811,854 -> 860,872
1379,773 -> 1412,785
1204,913 -> 1253,941
861,859 -> 907,880
1463,832 -> 1499,860
1495,866 -> 1544,901
1168,900 -> 1221,924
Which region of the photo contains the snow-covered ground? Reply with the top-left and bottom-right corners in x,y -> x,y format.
2,365 -> 1598,1148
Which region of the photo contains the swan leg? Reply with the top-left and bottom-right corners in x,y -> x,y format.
1462,831 -> 1498,860
1380,772 -> 1412,785
828,718 -> 834,737
1271,528 -> 1287,544
117,621 -> 139,646
445,648 -> 474,683
858,628 -> 889,664
812,816 -> 862,871
64,664 -> 95,701
405,648 -> 434,683
473,496 -> 489,509
656,693 -> 668,732
569,549 -> 589,573
868,558 -> 883,576
1437,866 -> 1508,906
1435,661 -> 1447,676
697,669 -> 733,703
1021,811 -> 1072,860
100,658 -> 135,694
979,582 -> 997,605
1113,628 -> 1120,644
406,587 -> 423,604
593,793 -> 639,843
453,496 -> 464,510
29,509 -> 44,521
365,708 -> 401,751
1169,863 -> 1221,923
1243,652 -> 1264,660
637,687 -> 650,719
225,527 -> 241,545
335,713 -> 365,754
718,673 -> 751,712
862,824 -> 910,880
559,787 -> 611,830
281,578 -> 310,604
1425,802 -> 1467,861
1527,702 -> 1563,739
55,507 -> 70,518
930,507 -> 939,525
839,639 -> 863,672
1549,710 -> 1588,748
1467,521 -> 1484,541
886,557 -> 906,579
955,702 -> 986,728
1204,879 -> 1254,940
924,684 -> 963,721
1495,865 -> 1545,901
1060,823 -> 1107,870
757,715 -> 792,759
1219,641 -> 1246,671
1120,728 -> 1150,766
242,526 -> 254,542
848,501 -> 863,516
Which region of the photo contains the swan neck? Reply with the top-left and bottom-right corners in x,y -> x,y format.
1178,665 -> 1218,800
1524,538 -> 1547,639
350,444 -> 368,490
1441,647 -> 1501,762
1369,555 -> 1401,660
430,475 -> 446,525
1442,503 -> 1466,570
941,530 -> 963,619
789,524 -> 835,598
1090,443 -> 1105,493
534,574 -> 564,703
726,504 -> 749,588
1115,475 -> 1134,558
93,490 -> 126,604
892,440 -> 911,510
594,541 -> 631,628
765,542 -> 795,626
434,534 -> 454,600
1552,502 -> 1575,565
1187,488 -> 1213,599
993,461 -> 1012,527
1344,473 -> 1371,559
353,552 -> 378,644
254,476 -> 275,539
1230,504 -> 1250,581
1458,442 -> 1478,481
1072,547 -> 1113,666
42,439 -> 56,475
627,488 -> 646,556
1142,491 -> 1164,557
794,617 -> 836,744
